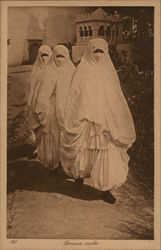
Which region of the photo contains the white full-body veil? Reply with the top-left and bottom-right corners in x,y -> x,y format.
53,45 -> 75,129
33,45 -> 75,169
62,38 -> 136,158
61,38 -> 136,191
26,45 -> 53,130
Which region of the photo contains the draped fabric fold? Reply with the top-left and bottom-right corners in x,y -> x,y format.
61,38 -> 136,191
26,45 -> 53,130
34,45 -> 75,169
34,65 -> 57,129
62,38 -> 136,160
53,45 -> 76,129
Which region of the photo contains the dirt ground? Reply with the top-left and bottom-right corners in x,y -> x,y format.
7,66 -> 154,239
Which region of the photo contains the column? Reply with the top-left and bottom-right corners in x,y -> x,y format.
93,29 -> 98,38
77,26 -> 80,43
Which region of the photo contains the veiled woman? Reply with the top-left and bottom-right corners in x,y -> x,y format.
26,45 -> 53,144
34,45 -> 75,171
61,38 -> 136,203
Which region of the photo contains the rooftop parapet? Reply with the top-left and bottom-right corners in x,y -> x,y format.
75,8 -> 126,23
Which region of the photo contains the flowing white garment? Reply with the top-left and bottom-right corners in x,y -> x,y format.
53,45 -> 76,129
35,66 -> 60,168
35,45 -> 75,168
61,38 -> 136,191
26,45 -> 53,130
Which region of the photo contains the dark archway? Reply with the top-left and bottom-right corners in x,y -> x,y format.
28,39 -> 42,64
84,26 -> 88,37
80,27 -> 83,37
89,26 -> 93,36
29,43 -> 40,64
98,25 -> 105,36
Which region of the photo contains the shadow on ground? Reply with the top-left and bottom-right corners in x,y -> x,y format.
7,160 -> 101,201
8,144 -> 35,161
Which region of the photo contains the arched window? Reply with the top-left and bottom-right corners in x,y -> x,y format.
88,26 -> 93,36
84,26 -> 88,37
106,26 -> 111,36
98,25 -> 105,36
80,27 -> 83,37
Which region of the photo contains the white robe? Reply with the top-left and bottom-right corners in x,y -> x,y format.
35,45 -> 75,169
26,45 -> 53,130
61,38 -> 136,191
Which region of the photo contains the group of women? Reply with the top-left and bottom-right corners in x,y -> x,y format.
26,38 -> 136,204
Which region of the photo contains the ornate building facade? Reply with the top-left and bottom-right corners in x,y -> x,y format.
8,7 -> 93,66
8,7 -> 135,66
72,8 -> 132,63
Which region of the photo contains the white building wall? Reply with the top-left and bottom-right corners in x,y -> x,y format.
8,7 -> 94,66
8,7 -> 45,65
8,8 -> 31,65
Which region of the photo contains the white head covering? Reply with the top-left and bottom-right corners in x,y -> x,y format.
53,45 -> 75,128
33,45 -> 75,128
26,45 -> 53,129
63,38 -> 136,157
27,45 -> 53,107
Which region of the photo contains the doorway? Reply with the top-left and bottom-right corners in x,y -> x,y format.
28,40 -> 43,64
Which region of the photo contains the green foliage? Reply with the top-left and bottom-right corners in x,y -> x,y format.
117,63 -> 154,192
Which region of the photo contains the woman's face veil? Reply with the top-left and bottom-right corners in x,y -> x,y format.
64,38 -> 136,148
83,38 -> 109,65
53,45 -> 70,68
36,45 -> 52,68
26,45 -> 53,110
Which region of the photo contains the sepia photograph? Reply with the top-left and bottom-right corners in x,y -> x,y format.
0,0 -> 160,250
